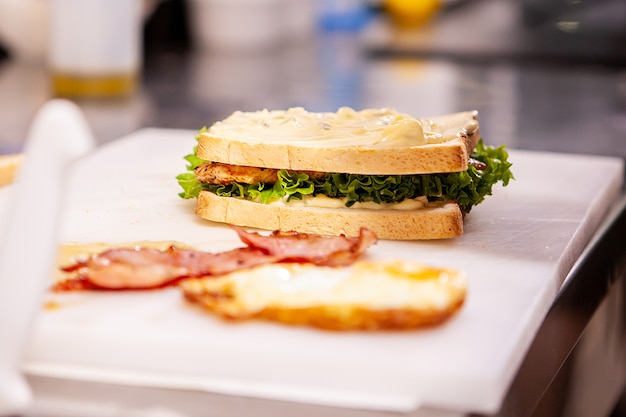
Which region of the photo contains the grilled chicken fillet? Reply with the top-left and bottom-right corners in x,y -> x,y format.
195,162 -> 325,186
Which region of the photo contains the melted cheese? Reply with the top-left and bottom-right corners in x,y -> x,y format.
208,107 -> 469,148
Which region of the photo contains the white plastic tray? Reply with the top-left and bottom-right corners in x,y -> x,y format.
4,128 -> 622,414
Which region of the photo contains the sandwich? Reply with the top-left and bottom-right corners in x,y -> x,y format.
177,107 -> 513,240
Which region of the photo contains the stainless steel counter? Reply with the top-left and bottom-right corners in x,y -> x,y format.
0,6 -> 625,415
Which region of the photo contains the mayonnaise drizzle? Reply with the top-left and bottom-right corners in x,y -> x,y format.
208,107 -> 465,148
268,195 -> 429,210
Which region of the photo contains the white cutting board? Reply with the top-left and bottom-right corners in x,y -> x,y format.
7,129 -> 624,414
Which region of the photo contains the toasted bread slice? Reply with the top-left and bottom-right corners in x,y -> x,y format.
196,108 -> 479,175
181,260 -> 467,331
0,153 -> 23,187
196,191 -> 463,240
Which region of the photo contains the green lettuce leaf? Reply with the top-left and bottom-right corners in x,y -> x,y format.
176,137 -> 514,213
176,128 -> 206,199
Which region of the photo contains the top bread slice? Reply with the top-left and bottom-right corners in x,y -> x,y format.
196,108 -> 480,175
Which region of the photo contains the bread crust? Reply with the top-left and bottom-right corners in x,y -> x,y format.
197,111 -> 480,175
196,191 -> 463,240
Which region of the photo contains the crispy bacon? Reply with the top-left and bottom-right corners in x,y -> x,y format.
234,226 -> 378,267
54,227 -> 377,291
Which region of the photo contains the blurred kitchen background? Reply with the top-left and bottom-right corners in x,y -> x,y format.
0,1 -> 625,416
0,0 -> 624,162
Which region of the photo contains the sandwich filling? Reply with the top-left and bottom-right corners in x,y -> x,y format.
177,136 -> 513,214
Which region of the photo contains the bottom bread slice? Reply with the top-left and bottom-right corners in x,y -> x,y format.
195,191 -> 464,240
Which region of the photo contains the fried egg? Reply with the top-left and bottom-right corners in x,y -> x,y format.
182,260 -> 467,331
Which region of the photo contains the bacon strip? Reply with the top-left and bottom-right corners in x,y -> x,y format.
233,226 -> 378,267
54,227 -> 378,291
